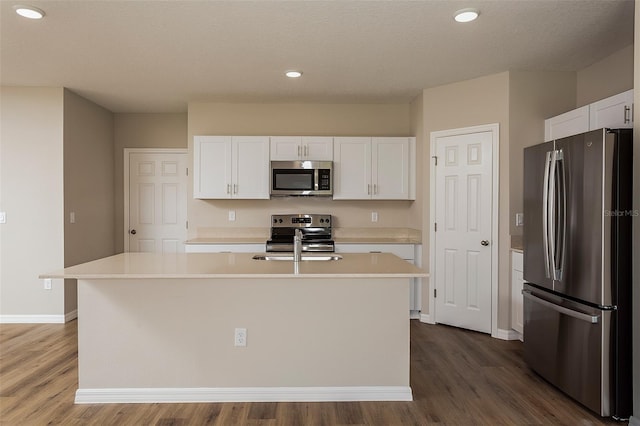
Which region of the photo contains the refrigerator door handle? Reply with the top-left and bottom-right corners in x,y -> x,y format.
542,151 -> 552,279
522,290 -> 600,324
554,149 -> 566,281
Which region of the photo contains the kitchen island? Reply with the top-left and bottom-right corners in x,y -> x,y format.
42,252 -> 427,404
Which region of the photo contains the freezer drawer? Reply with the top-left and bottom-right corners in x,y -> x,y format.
523,285 -> 612,416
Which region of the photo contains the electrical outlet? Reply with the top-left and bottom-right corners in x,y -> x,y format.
515,213 -> 524,227
43,279 -> 52,290
229,210 -> 236,221
234,328 -> 247,347
371,212 -> 378,222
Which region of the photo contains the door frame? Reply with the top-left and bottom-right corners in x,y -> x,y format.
123,148 -> 188,253
427,123 -> 500,337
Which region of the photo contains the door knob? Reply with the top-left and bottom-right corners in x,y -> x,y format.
481,240 -> 489,246
130,229 -> 137,235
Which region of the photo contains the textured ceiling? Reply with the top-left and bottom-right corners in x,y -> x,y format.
0,0 -> 634,113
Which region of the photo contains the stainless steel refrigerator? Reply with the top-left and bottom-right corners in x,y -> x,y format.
523,128 -> 632,419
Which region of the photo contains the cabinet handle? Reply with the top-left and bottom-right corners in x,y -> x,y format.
233,184 -> 238,194
373,184 -> 377,195
298,146 -> 301,157
624,105 -> 631,124
227,184 -> 231,194
304,146 -> 308,156
367,184 -> 371,195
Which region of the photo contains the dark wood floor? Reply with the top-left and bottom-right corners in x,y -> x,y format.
0,320 -> 622,425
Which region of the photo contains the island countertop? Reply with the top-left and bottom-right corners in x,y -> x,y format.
42,252 -> 427,280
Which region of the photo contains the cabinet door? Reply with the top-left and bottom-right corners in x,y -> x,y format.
302,137 -> 333,161
589,89 -> 634,130
544,106 -> 590,142
193,136 -> 232,199
372,137 -> 410,199
511,251 -> 524,335
232,136 -> 270,199
270,136 -> 302,160
333,137 -> 371,199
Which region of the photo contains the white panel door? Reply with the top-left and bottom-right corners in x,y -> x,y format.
128,151 -> 188,253
232,136 -> 270,199
333,137 -> 371,199
372,137 -> 409,199
434,131 -> 493,333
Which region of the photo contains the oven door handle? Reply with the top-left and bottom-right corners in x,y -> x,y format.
522,290 -> 600,324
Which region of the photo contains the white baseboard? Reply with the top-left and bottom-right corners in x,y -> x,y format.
0,310 -> 77,324
629,415 -> 640,426
75,386 -> 413,404
419,313 -> 435,324
493,328 -> 521,341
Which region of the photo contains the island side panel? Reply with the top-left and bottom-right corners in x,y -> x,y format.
77,277 -> 409,390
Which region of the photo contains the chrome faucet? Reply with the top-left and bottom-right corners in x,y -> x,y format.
293,229 -> 302,262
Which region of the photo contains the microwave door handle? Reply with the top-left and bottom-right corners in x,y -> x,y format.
542,151 -> 552,279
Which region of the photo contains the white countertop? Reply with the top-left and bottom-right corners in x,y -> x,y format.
42,252 -> 428,280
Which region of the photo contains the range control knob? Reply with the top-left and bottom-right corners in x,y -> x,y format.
279,219 -> 283,223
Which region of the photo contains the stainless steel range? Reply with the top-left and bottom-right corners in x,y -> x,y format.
266,214 -> 334,253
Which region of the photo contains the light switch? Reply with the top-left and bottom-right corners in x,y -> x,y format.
0,212 -> 5,224
515,213 -> 524,227
228,210 -> 236,221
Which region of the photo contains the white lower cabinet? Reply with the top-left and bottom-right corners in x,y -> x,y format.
185,243 -> 265,253
335,243 -> 422,318
511,250 -> 524,337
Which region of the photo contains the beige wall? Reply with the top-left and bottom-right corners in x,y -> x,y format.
577,44 -> 634,107
508,71 -> 576,236
0,87 -> 65,316
113,113 -> 188,251
420,72 -> 511,329
63,89 -> 116,314
187,103 -> 414,238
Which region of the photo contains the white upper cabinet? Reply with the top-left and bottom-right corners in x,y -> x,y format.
544,106 -> 590,142
193,136 -> 269,199
270,136 -> 333,161
544,90 -> 634,142
333,137 -> 371,199
333,137 -> 415,200
589,89 -> 634,130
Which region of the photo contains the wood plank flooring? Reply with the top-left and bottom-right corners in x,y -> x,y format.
0,320 -> 621,425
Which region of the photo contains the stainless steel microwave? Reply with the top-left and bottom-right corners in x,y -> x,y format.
270,161 -> 333,196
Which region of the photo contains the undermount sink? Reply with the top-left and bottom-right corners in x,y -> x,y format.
252,254 -> 343,261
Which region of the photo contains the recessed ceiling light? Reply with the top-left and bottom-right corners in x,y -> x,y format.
285,71 -> 302,78
454,8 -> 479,23
14,5 -> 45,19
